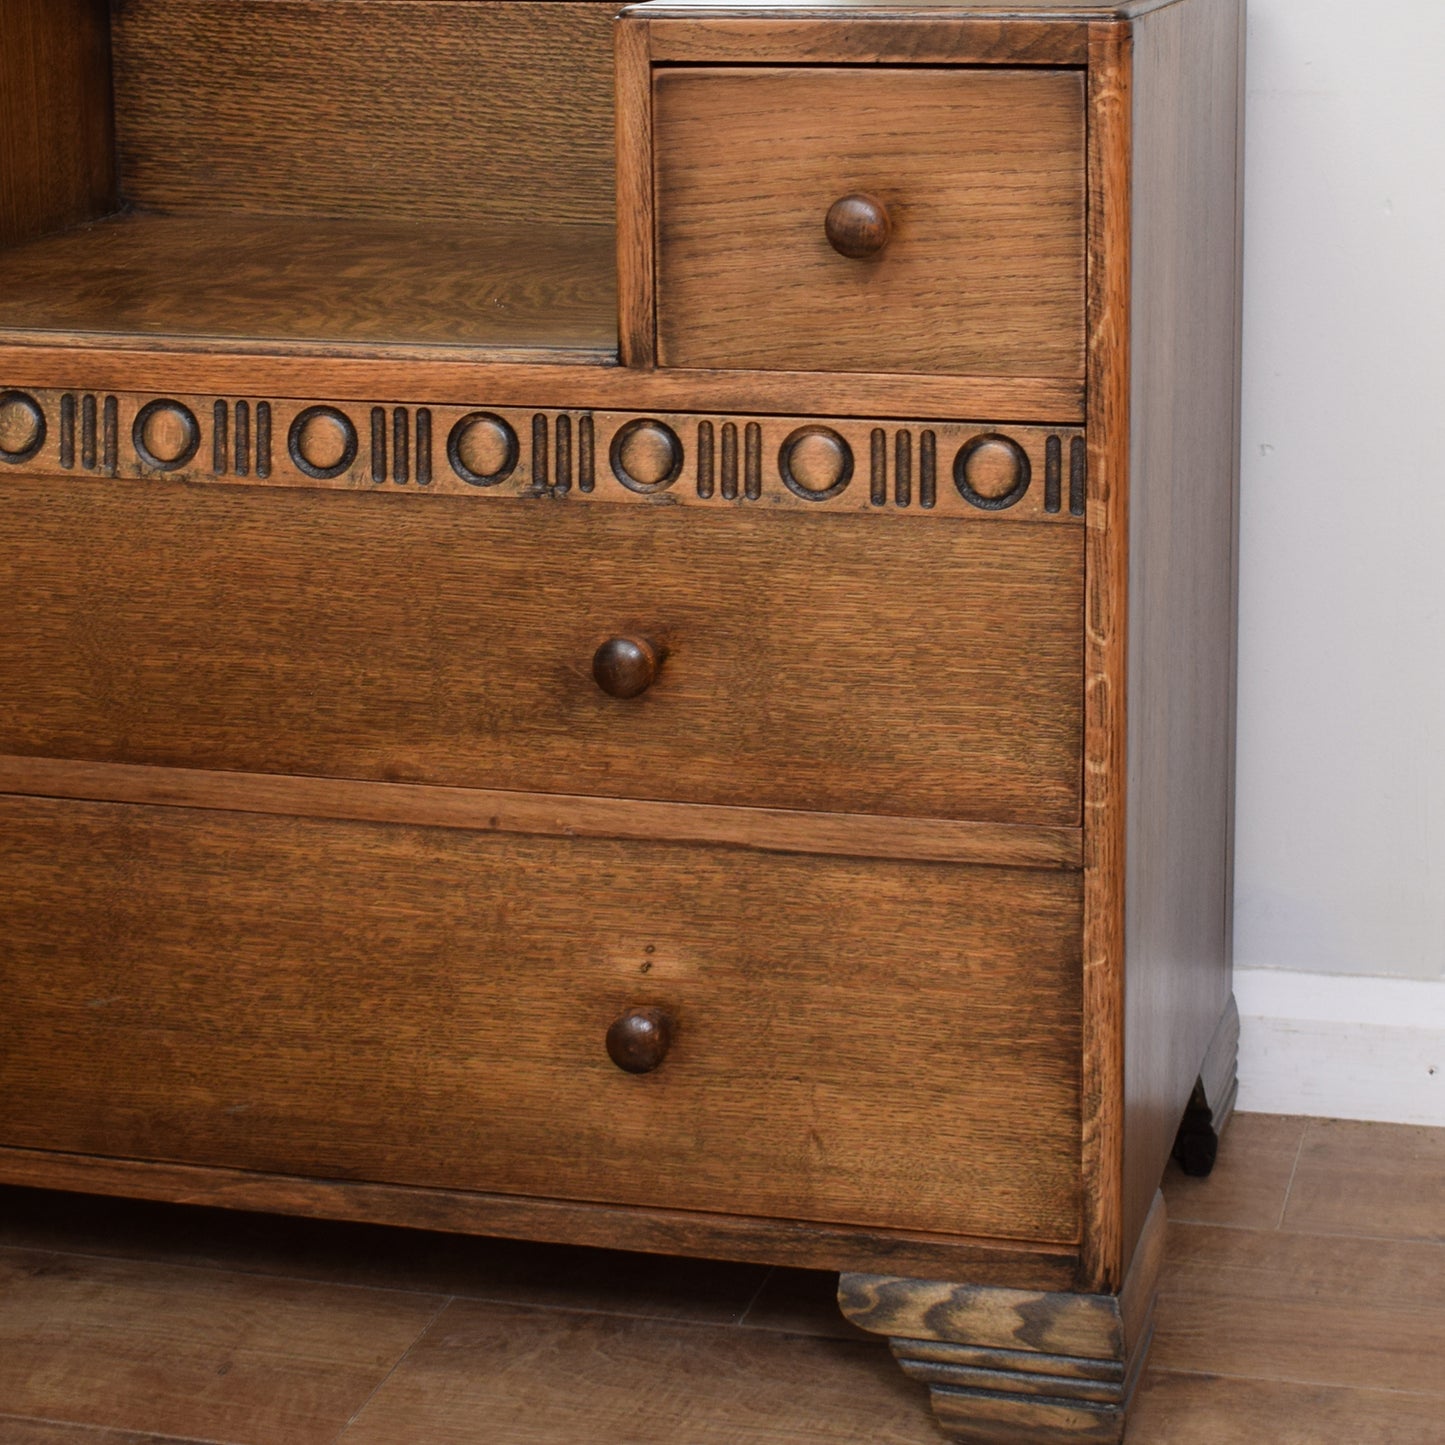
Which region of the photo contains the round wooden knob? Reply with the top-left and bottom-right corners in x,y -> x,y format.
592,636 -> 659,699
825,193 -> 893,259
606,1007 -> 674,1074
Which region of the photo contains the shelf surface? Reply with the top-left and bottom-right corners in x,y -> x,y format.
0,212 -> 619,357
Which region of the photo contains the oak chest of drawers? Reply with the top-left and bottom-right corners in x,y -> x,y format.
0,1 -> 1243,1438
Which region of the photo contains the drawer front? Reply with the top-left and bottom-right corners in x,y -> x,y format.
0,796 -> 1082,1242
653,66 -> 1086,376
0,480 -> 1083,824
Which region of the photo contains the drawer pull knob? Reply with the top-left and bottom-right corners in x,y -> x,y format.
606,1007 -> 674,1074
592,636 -> 660,699
825,193 -> 893,259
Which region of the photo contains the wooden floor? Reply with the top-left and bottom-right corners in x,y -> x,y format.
0,1115 -> 1441,1443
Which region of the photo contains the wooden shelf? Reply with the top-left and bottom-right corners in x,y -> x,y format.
0,212 -> 619,357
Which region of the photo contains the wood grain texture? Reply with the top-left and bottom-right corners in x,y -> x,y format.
0,1149 -> 1080,1286
0,482 -> 1085,824
0,796 -> 1084,1241
1,386 -> 1084,523
1282,1120 -> 1445,1245
1079,18 -> 1132,1296
0,213 -> 618,354
1120,0 -> 1244,1270
645,14 -> 1090,63
1163,1112 -> 1307,1231
0,0 -> 116,248
0,1246 -> 441,1444
336,1298 -> 941,1445
631,2 -> 1185,18
0,342 -> 1087,423
653,66 -> 1085,376
1153,1222 -> 1445,1395
0,757 -> 1083,869
839,1193 -> 1164,1443
111,0 -> 619,227
616,15 -> 656,366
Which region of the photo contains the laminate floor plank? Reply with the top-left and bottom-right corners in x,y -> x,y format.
335,1299 -> 940,1445
1162,1111 -> 1307,1229
0,1247 -> 443,1445
1282,1118 -> 1445,1244
1128,1372 -> 1445,1445
1153,1222 -> 1445,1395
0,1188 -> 770,1326
0,1422 -> 224,1445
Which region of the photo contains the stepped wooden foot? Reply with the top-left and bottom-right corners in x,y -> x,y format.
1172,992 -> 1240,1177
839,1194 -> 1166,1444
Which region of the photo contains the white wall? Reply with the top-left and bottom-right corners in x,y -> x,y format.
1234,0 -> 1445,985
1231,1 -> 1445,1121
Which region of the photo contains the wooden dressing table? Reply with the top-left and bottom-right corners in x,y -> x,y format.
0,1 -> 1243,1438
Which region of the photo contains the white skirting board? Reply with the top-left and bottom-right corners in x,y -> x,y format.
1234,968 -> 1445,1126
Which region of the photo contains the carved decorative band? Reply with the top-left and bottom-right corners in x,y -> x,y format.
0,388 -> 1085,522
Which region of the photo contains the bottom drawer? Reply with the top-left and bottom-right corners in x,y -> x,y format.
0,795 -> 1083,1243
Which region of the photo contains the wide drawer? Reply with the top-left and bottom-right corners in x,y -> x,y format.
653,66 -> 1086,376
0,479 -> 1083,824
0,796 -> 1083,1243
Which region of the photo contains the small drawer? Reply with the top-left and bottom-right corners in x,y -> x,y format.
653,66 -> 1086,376
0,796 -> 1083,1242
0,477 -> 1083,825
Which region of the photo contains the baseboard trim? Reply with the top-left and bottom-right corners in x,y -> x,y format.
1235,968 -> 1445,1126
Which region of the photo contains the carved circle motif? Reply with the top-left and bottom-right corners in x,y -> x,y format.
779,425 -> 854,501
288,406 -> 358,480
132,400 -> 201,472
0,389 -> 46,465
610,418 -> 683,494
448,411 -> 519,487
954,434 -> 1031,511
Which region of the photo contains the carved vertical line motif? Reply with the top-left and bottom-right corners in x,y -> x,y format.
416,408 -> 432,486
255,403 -> 272,479
213,401 -> 229,475
895,430 -> 912,508
744,422 -> 762,500
720,422 -> 738,500
1070,435 -> 1087,516
234,400 -> 250,478
80,395 -> 97,470
393,408 -> 410,485
696,420 -> 715,499
370,408 -> 386,484
1045,434 -> 1063,513
578,413 -> 595,493
920,430 -> 937,509
870,428 -> 887,505
554,413 -> 572,495
532,414 -> 549,495
59,394 -> 75,470
102,396 -> 118,475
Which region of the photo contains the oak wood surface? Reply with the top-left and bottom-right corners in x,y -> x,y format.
1,386 -> 1084,523
653,66 -> 1085,376
644,14 -> 1091,63
0,1148 -> 1080,1285
0,796 -> 1084,1241
839,1192 -> 1164,1442
0,213 -> 618,354
0,342 -> 1087,423
0,0 -> 116,249
110,0 -> 620,228
0,482 -> 1085,824
1078,18 -> 1132,1295
616,15 -> 656,366
1120,0 -> 1243,1269
0,756 -> 1084,869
